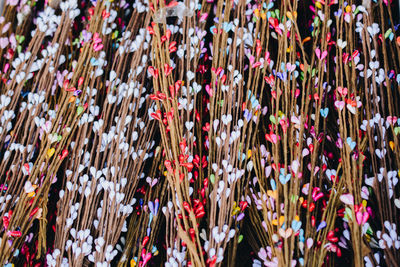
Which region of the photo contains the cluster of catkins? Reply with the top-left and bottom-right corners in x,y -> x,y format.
0,0 -> 399,266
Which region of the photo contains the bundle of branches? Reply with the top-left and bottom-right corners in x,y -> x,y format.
0,0 -> 399,266
246,1 -> 400,267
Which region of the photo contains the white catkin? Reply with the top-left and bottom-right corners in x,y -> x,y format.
153,2 -> 194,23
